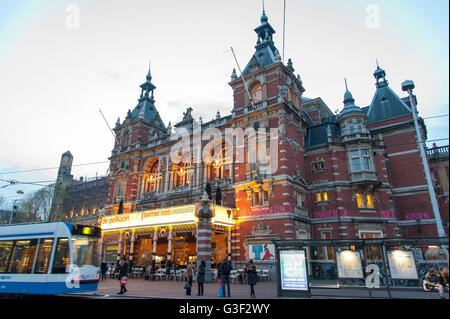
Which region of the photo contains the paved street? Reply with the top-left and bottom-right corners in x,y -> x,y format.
71,278 -> 449,299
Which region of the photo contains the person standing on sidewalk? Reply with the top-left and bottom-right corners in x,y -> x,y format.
117,258 -> 129,295
245,259 -> 257,298
197,260 -> 206,296
219,258 -> 232,297
185,261 -> 195,296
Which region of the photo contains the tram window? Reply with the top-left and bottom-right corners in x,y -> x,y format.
0,241 -> 14,273
8,240 -> 38,274
34,238 -> 54,274
52,238 -> 70,273
72,236 -> 99,267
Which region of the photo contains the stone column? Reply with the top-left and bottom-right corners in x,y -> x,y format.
167,227 -> 173,261
117,231 -> 123,262
196,192 -> 214,283
152,229 -> 158,261
129,229 -> 136,262
155,157 -> 161,193
227,227 -> 232,262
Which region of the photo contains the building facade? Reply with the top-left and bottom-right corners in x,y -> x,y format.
97,10 -> 448,271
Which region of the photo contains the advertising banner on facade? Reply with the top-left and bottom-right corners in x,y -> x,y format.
249,243 -> 276,261
336,250 -> 364,279
279,249 -> 308,291
387,250 -> 418,280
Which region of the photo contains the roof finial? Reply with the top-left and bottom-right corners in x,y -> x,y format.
376,58 -> 379,68
146,59 -> 152,81
344,77 -> 348,91
260,0 -> 268,23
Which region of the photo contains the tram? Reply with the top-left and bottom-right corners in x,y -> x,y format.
0,222 -> 101,295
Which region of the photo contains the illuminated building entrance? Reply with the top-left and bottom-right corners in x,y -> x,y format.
100,204 -> 235,267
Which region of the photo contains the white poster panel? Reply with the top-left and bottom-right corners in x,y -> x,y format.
336,250 -> 364,279
280,250 -> 308,290
387,250 -> 418,280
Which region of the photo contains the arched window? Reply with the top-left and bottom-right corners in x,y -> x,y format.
252,83 -> 262,102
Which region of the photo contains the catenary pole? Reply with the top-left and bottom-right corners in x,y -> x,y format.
402,80 -> 445,237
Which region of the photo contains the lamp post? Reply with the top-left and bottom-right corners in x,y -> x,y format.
402,80 -> 445,237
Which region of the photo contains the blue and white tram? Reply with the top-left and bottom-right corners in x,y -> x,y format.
0,222 -> 101,295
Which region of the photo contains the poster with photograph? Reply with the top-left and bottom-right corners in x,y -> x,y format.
248,243 -> 276,260
336,250 -> 364,278
387,250 -> 418,280
280,250 -> 308,290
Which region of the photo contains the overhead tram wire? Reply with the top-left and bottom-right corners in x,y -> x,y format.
0,160 -> 109,175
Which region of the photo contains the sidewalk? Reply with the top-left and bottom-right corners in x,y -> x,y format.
83,278 -> 448,299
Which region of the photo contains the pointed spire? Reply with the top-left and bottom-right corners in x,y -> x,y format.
343,77 -> 355,106
231,68 -> 237,81
339,78 -> 362,118
139,63 -> 156,101
146,59 -> 152,81
261,0 -> 268,24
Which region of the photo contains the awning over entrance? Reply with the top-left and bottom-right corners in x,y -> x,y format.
101,204 -> 235,231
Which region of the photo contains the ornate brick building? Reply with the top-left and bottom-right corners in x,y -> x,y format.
98,10 -> 448,270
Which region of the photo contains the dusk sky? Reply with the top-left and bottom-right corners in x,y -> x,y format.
0,0 -> 448,206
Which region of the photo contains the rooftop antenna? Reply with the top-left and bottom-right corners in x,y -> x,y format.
230,46 -> 255,110
282,0 -> 286,64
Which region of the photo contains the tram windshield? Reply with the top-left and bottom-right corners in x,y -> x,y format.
72,236 -> 99,267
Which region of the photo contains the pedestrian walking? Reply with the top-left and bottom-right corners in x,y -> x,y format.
197,260 -> 206,296
245,259 -> 257,298
219,258 -> 232,297
100,261 -> 108,281
117,258 -> 129,295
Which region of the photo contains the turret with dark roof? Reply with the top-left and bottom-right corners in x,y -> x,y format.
366,63 -> 412,124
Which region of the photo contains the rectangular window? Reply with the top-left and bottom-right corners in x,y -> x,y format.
252,191 -> 261,206
356,193 -> 375,209
356,193 -> 364,208
296,192 -> 304,207
316,192 -> 328,202
8,240 -> 38,274
360,232 -> 382,261
0,241 -> 13,273
366,194 -> 374,208
34,238 -> 54,274
349,125 -> 355,134
52,238 -> 70,274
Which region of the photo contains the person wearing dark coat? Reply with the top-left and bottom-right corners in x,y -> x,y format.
219,258 -> 232,297
117,258 -> 129,294
100,262 -> 108,281
197,260 -> 206,296
245,259 -> 257,298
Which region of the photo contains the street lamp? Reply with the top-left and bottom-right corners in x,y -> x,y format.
9,198 -> 21,224
402,80 -> 445,237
